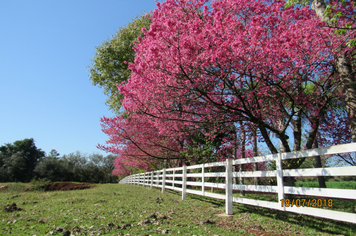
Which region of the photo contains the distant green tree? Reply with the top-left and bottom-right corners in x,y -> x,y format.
89,14 -> 151,114
34,150 -> 118,183
84,153 -> 118,183
48,149 -> 60,158
61,151 -> 88,182
102,154 -> 119,183
34,149 -> 66,182
103,154 -> 116,170
0,138 -> 45,182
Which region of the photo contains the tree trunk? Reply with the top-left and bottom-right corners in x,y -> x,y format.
279,119 -> 296,199
164,159 -> 167,169
252,129 -> 259,185
240,123 -> 245,197
337,54 -> 356,143
233,146 -> 239,185
312,0 -> 356,143
281,138 -> 296,188
314,137 -> 327,188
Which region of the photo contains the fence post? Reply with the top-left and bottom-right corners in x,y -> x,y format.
141,173 -> 143,186
143,173 -> 146,187
182,165 -> 187,200
202,164 -> 205,196
150,172 -> 153,189
145,172 -> 148,186
226,158 -> 233,215
156,171 -> 159,187
172,168 -> 175,190
162,168 -> 166,193
276,153 -> 285,211
144,173 -> 147,186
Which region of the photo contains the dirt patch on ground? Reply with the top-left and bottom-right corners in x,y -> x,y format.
0,185 -> 8,191
215,214 -> 291,236
42,182 -> 94,191
4,203 -> 23,212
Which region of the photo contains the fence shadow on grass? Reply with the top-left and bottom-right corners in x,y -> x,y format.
163,188 -> 224,207
122,143 -> 356,229
236,202 -> 356,235
165,187 -> 355,235
152,186 -> 355,235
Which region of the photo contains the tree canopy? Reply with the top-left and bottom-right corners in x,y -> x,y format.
0,138 -> 45,182
89,14 -> 151,114
0,139 -> 119,183
97,0 -> 356,176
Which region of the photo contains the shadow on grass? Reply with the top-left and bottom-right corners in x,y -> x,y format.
187,193 -> 225,208
164,188 -> 225,208
237,204 -> 356,235
163,187 -> 356,236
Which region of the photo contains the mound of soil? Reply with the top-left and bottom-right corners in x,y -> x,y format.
43,182 -> 94,191
0,185 -> 8,191
4,203 -> 23,212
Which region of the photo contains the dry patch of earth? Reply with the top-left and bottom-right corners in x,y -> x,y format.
42,182 -> 94,191
0,185 -> 8,191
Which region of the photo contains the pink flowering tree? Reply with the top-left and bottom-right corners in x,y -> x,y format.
318,108 -> 355,166
98,112 -> 189,173
100,0 -> 354,176
287,0 -> 356,143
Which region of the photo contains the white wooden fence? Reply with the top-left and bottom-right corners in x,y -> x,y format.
119,143 -> 356,224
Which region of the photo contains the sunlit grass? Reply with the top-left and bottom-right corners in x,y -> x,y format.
296,181 -> 356,189
0,183 -> 355,235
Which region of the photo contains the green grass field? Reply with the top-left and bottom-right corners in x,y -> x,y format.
0,182 -> 355,235
295,181 -> 356,189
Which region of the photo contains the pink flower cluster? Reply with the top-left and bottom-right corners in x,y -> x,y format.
99,0 -> 355,176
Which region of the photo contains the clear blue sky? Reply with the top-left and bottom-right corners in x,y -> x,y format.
0,0 -> 159,157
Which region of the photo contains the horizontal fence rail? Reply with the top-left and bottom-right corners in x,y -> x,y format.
119,143 -> 356,224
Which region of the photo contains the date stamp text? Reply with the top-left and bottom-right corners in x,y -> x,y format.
280,199 -> 333,207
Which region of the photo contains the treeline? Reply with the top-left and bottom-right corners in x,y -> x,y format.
0,138 -> 118,183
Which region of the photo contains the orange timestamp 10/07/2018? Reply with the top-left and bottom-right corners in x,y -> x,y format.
280,198 -> 333,207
